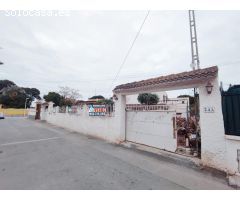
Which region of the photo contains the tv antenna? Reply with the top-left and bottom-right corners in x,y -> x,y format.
189,10 -> 200,70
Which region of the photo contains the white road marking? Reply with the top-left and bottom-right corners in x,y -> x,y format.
0,137 -> 61,147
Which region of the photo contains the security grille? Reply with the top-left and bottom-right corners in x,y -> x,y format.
222,92 -> 240,136
126,104 -> 171,112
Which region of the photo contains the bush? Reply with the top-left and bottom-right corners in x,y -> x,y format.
137,93 -> 159,105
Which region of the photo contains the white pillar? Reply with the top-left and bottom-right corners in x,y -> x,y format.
48,102 -> 54,114
56,106 -> 59,113
199,77 -> 227,171
114,94 -> 126,142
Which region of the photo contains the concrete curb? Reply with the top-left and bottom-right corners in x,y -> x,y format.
120,141 -> 231,184
121,141 -> 200,167
228,174 -> 240,188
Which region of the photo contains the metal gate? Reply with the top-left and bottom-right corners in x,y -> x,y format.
222,92 -> 240,136
125,104 -> 177,152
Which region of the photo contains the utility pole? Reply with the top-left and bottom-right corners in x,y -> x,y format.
189,10 -> 200,70
189,11 -> 200,133
189,11 -> 201,158
24,98 -> 29,117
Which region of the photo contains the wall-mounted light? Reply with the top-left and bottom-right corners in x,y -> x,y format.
113,94 -> 118,101
205,81 -> 213,94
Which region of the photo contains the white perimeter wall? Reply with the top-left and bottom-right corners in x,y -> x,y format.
41,105 -> 122,143
225,137 -> 240,174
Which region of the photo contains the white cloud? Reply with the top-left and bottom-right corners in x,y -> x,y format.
0,10 -> 239,99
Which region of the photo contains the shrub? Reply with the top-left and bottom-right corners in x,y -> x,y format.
137,93 -> 159,105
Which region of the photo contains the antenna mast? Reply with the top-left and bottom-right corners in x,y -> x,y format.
189,10 -> 200,70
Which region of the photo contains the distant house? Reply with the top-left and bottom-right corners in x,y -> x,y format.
75,95 -> 105,105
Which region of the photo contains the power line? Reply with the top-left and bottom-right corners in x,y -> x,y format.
3,58 -> 240,85
8,59 -> 240,86
108,10 -> 150,93
17,72 -> 158,84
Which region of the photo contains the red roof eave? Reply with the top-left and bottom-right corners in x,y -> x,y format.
113,66 -> 218,94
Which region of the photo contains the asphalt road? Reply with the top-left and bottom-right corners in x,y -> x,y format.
0,118 -> 232,189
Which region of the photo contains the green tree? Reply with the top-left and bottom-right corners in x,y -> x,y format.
137,93 -> 159,105
0,80 -> 16,91
24,88 -> 41,99
43,92 -> 62,106
89,95 -> 105,100
0,80 -> 41,108
0,86 -> 28,108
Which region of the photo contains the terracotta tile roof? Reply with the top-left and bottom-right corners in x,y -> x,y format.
113,66 -> 218,94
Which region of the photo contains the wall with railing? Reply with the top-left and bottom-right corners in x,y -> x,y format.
40,104 -> 120,143
55,104 -> 115,117
126,97 -> 189,117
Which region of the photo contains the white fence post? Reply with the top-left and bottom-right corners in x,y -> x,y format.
114,94 -> 126,141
